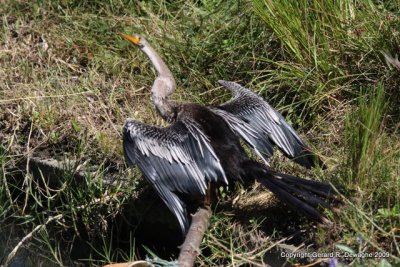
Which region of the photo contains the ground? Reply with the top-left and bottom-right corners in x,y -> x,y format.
0,1 -> 399,266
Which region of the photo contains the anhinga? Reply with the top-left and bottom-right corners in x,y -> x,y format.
120,33 -> 335,235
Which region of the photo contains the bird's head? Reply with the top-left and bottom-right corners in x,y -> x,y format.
119,33 -> 146,48
119,32 -> 177,121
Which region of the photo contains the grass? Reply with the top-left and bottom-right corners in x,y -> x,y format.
0,0 -> 399,266
252,0 -> 400,128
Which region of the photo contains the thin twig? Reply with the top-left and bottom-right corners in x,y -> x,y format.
3,189 -> 123,266
1,161 -> 13,211
4,214 -> 63,266
22,121 -> 33,213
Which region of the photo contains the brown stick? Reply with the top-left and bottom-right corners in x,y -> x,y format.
178,207 -> 211,267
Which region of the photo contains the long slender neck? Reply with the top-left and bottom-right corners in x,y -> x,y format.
139,40 -> 177,121
142,45 -> 174,78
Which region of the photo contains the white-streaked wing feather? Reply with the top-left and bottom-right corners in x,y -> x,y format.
123,119 -> 227,233
214,80 -> 323,169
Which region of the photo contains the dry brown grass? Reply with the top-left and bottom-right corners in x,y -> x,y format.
1,0 -> 399,266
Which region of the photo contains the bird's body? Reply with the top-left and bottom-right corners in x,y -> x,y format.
123,102 -> 242,231
178,103 -> 248,180
120,33 -> 336,235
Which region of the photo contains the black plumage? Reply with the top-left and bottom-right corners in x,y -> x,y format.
214,80 -> 325,169
120,33 -> 335,236
124,100 -> 334,235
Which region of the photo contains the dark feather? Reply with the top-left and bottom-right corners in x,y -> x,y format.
214,80 -> 325,169
243,161 -> 333,222
123,118 -> 227,234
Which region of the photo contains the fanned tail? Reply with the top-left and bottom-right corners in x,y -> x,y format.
244,161 -> 337,223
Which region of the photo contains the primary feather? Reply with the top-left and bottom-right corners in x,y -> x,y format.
123,117 -> 227,233
214,80 -> 325,169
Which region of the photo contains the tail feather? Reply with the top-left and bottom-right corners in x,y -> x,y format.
269,176 -> 331,209
276,172 -> 334,196
258,176 -> 327,221
244,161 -> 336,223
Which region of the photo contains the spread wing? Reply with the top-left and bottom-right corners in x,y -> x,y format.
123,118 -> 227,234
213,80 -> 325,169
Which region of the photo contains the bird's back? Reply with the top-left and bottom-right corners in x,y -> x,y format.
178,103 -> 249,180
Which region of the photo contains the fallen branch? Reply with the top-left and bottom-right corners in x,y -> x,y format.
178,207 -> 211,267
101,196 -> 211,267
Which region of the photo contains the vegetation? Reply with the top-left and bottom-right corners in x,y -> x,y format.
0,0 -> 399,266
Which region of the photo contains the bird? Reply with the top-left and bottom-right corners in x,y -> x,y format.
120,33 -> 336,235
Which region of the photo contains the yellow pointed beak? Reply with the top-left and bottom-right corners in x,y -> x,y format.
119,33 -> 141,45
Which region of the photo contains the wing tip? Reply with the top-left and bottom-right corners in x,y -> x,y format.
217,79 -> 228,85
218,80 -> 240,88
123,118 -> 137,133
124,117 -> 136,125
